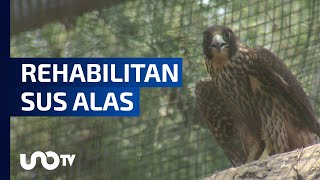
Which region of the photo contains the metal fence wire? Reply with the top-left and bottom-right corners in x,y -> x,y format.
10,0 -> 320,179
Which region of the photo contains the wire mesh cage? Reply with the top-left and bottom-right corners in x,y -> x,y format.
10,0 -> 320,179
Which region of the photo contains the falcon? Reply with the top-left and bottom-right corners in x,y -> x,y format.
196,25 -> 320,165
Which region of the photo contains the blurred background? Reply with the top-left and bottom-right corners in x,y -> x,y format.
10,0 -> 320,179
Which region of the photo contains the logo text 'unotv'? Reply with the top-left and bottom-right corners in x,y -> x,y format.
20,151 -> 76,170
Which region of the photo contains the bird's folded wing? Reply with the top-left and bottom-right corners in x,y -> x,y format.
253,48 -> 320,136
195,78 -> 247,166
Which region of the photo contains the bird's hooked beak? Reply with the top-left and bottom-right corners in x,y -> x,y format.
209,34 -> 229,52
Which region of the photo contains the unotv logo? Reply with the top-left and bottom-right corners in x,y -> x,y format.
20,151 -> 76,170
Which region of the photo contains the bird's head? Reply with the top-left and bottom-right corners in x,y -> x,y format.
202,26 -> 238,67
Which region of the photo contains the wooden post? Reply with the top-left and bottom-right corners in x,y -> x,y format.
205,144 -> 320,179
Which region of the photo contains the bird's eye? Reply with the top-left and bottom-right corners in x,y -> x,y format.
223,31 -> 231,40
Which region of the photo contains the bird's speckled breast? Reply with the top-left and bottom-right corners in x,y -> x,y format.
210,52 -> 291,153
219,68 -> 258,121
210,53 -> 259,124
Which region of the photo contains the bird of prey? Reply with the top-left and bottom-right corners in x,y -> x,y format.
196,25 -> 320,165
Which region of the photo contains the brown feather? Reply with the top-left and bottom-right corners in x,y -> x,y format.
253,48 -> 320,138
195,78 -> 261,166
200,25 -> 320,163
